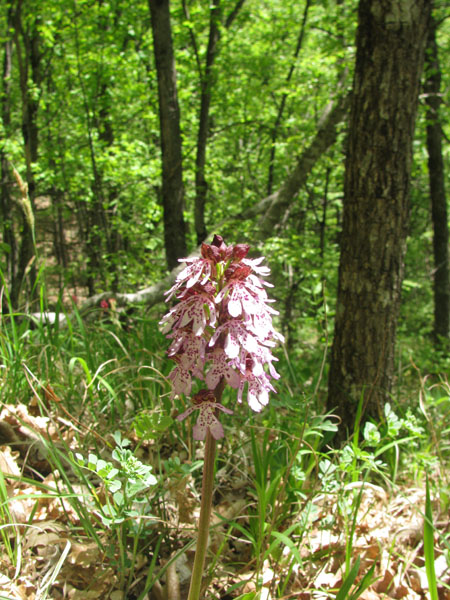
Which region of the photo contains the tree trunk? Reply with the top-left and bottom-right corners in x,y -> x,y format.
185,0 -> 246,245
267,0 -> 311,196
257,89 -> 350,240
194,0 -> 221,245
11,0 -> 41,306
327,0 -> 430,441
148,0 -> 187,270
424,15 -> 449,343
0,7 -> 18,297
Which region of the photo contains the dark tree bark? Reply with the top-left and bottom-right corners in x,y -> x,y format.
148,0 -> 187,270
424,15 -> 449,343
0,6 -> 18,295
72,13 -> 107,295
13,1 -> 40,197
87,4 -> 123,292
11,0 -> 41,306
194,0 -> 221,245
327,0 -> 431,440
97,80 -> 121,292
73,2 -> 131,293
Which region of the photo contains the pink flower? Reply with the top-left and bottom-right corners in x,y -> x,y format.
250,345 -> 281,380
167,328 -> 206,369
248,309 -> 285,347
215,278 -> 266,321
242,256 -> 271,277
169,362 -> 193,398
161,235 -> 284,430
177,390 -> 233,440
165,257 -> 215,301
237,370 -> 276,412
205,348 -> 241,390
160,292 -> 216,337
209,320 -> 260,360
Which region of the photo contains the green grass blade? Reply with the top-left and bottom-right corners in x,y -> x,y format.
335,556 -> 360,600
349,561 -> 377,600
268,530 -> 303,566
424,474 -> 439,600
0,467 -> 16,564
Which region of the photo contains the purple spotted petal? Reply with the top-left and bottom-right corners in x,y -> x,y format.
169,366 -> 192,398
205,348 -> 241,390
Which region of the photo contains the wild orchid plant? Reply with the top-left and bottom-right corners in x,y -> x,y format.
160,234 -> 283,599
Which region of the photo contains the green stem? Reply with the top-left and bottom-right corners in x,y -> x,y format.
187,379 -> 225,600
187,429 -> 217,600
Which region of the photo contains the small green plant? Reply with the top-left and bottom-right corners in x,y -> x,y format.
338,402 -> 426,484
133,410 -> 173,442
334,555 -> 376,600
75,430 -> 157,530
74,430 -> 158,590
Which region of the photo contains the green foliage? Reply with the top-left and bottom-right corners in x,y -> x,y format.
0,0 -> 361,297
75,430 -> 157,531
133,410 -> 173,441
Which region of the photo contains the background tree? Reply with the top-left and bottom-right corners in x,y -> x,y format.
424,13 -> 449,344
148,0 -> 187,270
187,0 -> 247,245
266,0 -> 311,196
0,4 -> 16,300
9,0 -> 42,305
327,0 -> 431,439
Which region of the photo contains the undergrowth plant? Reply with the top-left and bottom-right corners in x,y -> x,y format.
159,235 -> 284,600
73,430 -> 158,590
1,256 -> 449,600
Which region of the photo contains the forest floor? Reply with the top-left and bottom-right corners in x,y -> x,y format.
1,393 -> 449,600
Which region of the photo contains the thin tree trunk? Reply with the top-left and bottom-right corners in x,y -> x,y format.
11,0 -> 40,306
257,89 -> 350,239
424,15 -> 449,343
327,0 -> 430,441
188,0 -> 246,245
267,0 -> 311,196
194,0 -> 221,245
72,9 -> 113,294
148,0 -> 187,270
0,7 -> 17,295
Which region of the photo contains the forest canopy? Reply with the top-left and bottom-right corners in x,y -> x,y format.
1,0 -> 358,295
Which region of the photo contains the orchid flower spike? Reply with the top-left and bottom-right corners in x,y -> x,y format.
160,234 -> 284,439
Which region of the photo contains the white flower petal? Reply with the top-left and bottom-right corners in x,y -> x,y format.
228,297 -> 242,317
